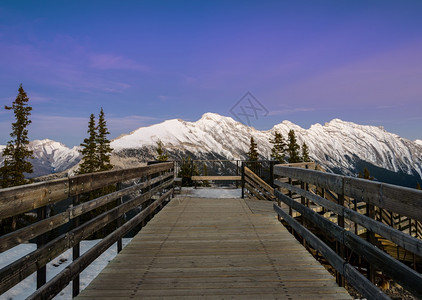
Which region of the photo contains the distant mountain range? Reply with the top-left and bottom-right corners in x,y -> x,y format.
1,113 -> 421,187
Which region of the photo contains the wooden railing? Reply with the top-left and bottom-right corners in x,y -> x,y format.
242,166 -> 274,201
0,162 -> 174,299
242,162 -> 315,201
273,165 -> 422,299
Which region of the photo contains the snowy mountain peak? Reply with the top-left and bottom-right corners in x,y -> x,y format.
110,113 -> 422,183
415,139 -> 422,146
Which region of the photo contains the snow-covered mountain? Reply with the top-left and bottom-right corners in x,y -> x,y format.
0,139 -> 81,178
1,113 -> 421,185
111,113 -> 422,185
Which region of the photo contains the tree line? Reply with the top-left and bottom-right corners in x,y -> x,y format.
247,129 -> 311,163
0,84 -> 113,189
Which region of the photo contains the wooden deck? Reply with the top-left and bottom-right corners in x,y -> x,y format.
77,196 -> 351,299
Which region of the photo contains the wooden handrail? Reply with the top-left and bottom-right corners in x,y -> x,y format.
0,162 -> 173,219
274,165 -> 422,299
0,162 -> 175,298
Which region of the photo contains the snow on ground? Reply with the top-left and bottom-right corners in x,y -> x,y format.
182,187 -> 241,198
0,238 -> 132,300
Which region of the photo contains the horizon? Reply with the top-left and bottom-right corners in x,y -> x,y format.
1,112 -> 421,149
1,1 -> 421,147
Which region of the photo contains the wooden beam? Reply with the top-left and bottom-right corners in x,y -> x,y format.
191,176 -> 241,181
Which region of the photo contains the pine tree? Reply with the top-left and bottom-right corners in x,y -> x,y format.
269,131 -> 286,163
0,84 -> 34,188
358,168 -> 374,180
77,114 -> 98,174
287,130 -> 301,163
301,142 -> 311,162
156,139 -> 168,161
202,163 -> 210,187
96,108 -> 113,171
247,136 -> 259,161
177,156 -> 199,186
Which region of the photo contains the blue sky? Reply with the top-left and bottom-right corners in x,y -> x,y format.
1,1 -> 421,147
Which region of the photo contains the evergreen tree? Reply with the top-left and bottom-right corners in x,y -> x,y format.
301,142 -> 311,162
77,114 -> 98,174
202,163 -> 210,187
358,168 -> 374,180
156,139 -> 168,161
247,136 -> 259,161
0,84 -> 33,188
287,130 -> 301,163
177,156 -> 199,186
269,131 -> 286,163
96,108 -> 113,171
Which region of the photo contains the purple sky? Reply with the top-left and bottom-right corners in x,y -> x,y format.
1,1 -> 421,147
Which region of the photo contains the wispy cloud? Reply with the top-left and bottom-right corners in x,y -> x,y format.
268,107 -> 315,116
89,54 -> 149,71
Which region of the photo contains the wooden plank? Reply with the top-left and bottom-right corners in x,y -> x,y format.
77,197 -> 351,299
191,176 -> 241,181
0,179 -> 173,295
274,179 -> 422,257
344,177 -> 422,222
28,189 -> 173,300
0,178 -> 69,219
244,182 -> 266,201
344,231 -> 422,298
0,163 -> 174,219
0,174 -> 174,253
244,176 -> 270,200
244,167 -> 274,195
274,166 -> 343,195
273,202 -> 389,300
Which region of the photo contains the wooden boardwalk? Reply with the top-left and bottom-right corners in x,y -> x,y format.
77,196 -> 351,299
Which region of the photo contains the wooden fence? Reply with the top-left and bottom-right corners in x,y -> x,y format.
273,165 -> 422,299
0,162 -> 174,299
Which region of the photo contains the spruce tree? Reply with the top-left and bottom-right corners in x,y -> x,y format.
287,130 -> 301,163
0,84 -> 34,188
269,131 -> 286,163
77,114 -> 98,174
96,108 -> 113,171
358,168 -> 373,180
156,139 -> 168,161
247,136 -> 259,161
301,142 -> 311,162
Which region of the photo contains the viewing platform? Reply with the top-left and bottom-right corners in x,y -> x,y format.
76,194 -> 351,299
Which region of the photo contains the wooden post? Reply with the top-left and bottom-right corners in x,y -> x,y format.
367,203 -> 376,284
336,193 -> 345,287
72,194 -> 80,297
36,206 -> 47,289
270,160 -> 275,188
116,182 -> 123,253
241,162 -> 245,199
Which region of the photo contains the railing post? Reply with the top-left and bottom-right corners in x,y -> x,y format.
241,162 -> 245,199
336,193 -> 345,287
72,194 -> 80,297
116,182 -> 123,253
367,203 -> 376,284
270,160 -> 275,188
36,206 -> 47,289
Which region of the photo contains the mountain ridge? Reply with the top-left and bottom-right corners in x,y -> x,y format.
1,113 -> 421,186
